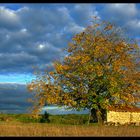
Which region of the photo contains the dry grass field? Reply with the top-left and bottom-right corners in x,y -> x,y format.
0,121 -> 140,136
0,114 -> 139,136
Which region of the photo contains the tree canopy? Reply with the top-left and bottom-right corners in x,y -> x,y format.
27,18 -> 140,124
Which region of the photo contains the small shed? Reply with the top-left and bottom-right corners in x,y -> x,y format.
107,106 -> 140,125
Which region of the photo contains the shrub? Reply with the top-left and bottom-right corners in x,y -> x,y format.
39,111 -> 50,123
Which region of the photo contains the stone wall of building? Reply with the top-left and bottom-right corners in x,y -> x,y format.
130,112 -> 140,122
107,111 -> 140,124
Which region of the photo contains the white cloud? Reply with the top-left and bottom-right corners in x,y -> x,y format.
126,19 -> 140,28
5,34 -> 10,40
100,3 -> 140,36
38,44 -> 45,49
16,6 -> 29,13
57,6 -> 72,21
125,19 -> 140,35
105,4 -> 137,18
20,28 -> 27,33
0,6 -> 20,28
0,6 -> 19,20
64,22 -> 85,34
71,4 -> 100,26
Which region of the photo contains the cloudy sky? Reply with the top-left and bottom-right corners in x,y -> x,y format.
0,3 -> 140,83
0,3 -> 140,113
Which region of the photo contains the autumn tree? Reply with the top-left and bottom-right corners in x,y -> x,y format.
27,18 -> 140,124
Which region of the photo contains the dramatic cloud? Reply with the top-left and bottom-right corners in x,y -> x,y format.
0,4 -> 140,114
0,4 -> 90,74
104,4 -> 137,18
0,6 -> 21,30
100,4 -> 140,36
0,83 -> 33,114
0,83 -> 89,114
71,4 -> 100,26
125,19 -> 140,36
1,4 -> 139,75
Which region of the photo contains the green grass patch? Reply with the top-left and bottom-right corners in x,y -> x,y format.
0,113 -> 90,125
49,114 -> 88,125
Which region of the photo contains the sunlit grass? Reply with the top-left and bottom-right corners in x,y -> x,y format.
0,122 -> 140,136
0,114 -> 139,136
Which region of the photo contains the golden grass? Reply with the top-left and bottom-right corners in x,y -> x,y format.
0,122 -> 140,136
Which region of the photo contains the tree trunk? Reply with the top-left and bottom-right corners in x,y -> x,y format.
87,110 -> 91,125
96,110 -> 103,125
90,107 -> 107,125
101,108 -> 107,121
91,108 -> 98,123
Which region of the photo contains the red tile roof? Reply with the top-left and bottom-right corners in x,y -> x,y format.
107,105 -> 140,112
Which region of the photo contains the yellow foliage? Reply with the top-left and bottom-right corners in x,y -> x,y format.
27,19 -> 140,116
81,55 -> 90,64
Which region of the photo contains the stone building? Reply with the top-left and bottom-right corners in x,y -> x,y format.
107,106 -> 140,125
